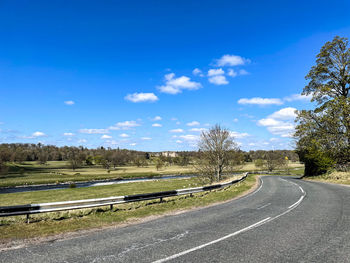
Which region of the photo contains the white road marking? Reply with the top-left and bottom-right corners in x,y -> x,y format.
152,217 -> 271,263
153,178 -> 307,263
257,203 -> 271,210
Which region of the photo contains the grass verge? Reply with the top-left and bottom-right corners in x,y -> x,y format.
0,174 -> 257,244
304,171 -> 350,185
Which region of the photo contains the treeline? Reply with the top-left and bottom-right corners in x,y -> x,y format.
0,143 -> 298,173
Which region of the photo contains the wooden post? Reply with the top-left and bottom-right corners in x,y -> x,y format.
160,197 -> 163,203
110,204 -> 113,210
26,214 -> 30,224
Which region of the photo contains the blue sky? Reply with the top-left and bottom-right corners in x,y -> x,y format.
1,0 -> 350,151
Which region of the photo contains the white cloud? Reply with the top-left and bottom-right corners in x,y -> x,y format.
125,92 -> 158,103
79,129 -> 109,134
233,118 -> 238,122
130,143 -> 137,146
64,100 -> 75,105
152,123 -> 162,127
239,69 -> 249,75
120,133 -> 129,138
189,128 -> 207,132
63,132 -> 75,136
257,107 -> 297,138
216,54 -> 250,67
32,131 -> 46,137
169,129 -> 184,133
171,117 -> 178,121
101,134 -> 112,139
152,116 -> 162,121
238,97 -> 283,105
141,137 -> 152,140
230,131 -> 249,138
269,107 -> 297,120
208,68 -> 225,76
187,121 -> 200,126
78,139 -> 87,143
110,120 -> 140,130
284,93 -> 312,102
192,68 -> 204,76
228,69 -> 238,77
179,134 -> 199,141
208,75 -> 229,85
176,140 -> 183,144
158,73 -> 202,94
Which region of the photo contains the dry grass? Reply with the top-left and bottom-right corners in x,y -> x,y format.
306,171 -> 350,185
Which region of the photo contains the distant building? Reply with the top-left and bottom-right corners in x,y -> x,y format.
161,151 -> 178,158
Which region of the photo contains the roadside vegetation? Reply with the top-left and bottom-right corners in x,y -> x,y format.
0,174 -> 257,242
305,171 -> 350,185
295,36 -> 350,182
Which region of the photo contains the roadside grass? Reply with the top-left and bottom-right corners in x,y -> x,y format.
305,171 -> 350,185
0,161 -> 302,188
0,177 -> 210,206
0,162 -> 195,188
0,174 -> 257,241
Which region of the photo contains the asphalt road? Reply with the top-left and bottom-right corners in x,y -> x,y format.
1,176 -> 350,262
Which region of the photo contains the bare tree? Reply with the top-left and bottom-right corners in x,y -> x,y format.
196,125 -> 241,182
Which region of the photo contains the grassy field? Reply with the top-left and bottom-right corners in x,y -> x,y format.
0,174 -> 257,242
0,161 -> 195,187
0,161 -> 303,188
305,171 -> 350,185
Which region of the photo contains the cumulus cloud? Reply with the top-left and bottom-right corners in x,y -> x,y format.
189,128 -> 207,132
216,54 -> 250,67
120,133 -> 129,138
269,107 -> 297,120
64,100 -> 75,105
230,131 -> 249,139
186,121 -> 200,126
101,134 -> 112,139
208,68 -> 225,76
152,123 -> 162,127
284,93 -> 312,102
169,129 -> 184,133
238,97 -> 283,105
130,143 -> 137,146
78,139 -> 87,143
63,132 -> 75,136
125,92 -> 158,103
192,68 -> 204,77
109,120 -> 140,130
208,75 -> 229,85
79,129 -> 109,134
239,69 -> 249,75
141,137 -> 152,140
158,73 -> 202,94
179,134 -> 199,142
228,69 -> 238,77
257,107 -> 297,138
152,116 -> 162,121
32,131 -> 46,137
176,140 -> 183,144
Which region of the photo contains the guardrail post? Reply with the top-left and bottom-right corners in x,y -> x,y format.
110,204 -> 113,210
160,197 -> 163,203
26,214 -> 30,224
190,193 -> 193,197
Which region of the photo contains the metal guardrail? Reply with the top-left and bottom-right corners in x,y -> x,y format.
0,173 -> 248,222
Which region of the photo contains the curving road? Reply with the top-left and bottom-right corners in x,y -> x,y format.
1,176 -> 350,262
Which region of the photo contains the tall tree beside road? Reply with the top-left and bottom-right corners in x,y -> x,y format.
295,36 -> 350,175
197,125 -> 242,182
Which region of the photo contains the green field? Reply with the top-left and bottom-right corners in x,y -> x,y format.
0,174 -> 257,242
0,161 -> 303,188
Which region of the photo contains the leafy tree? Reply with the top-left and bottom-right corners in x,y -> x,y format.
295,36 -> 350,175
